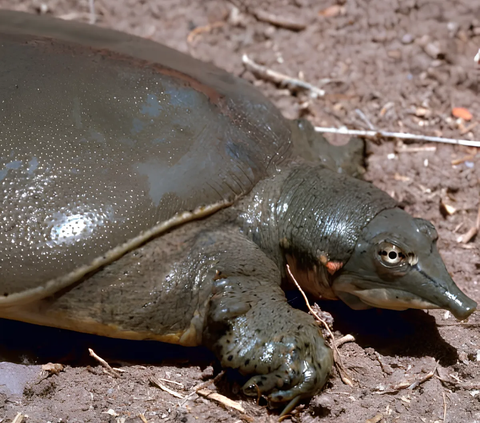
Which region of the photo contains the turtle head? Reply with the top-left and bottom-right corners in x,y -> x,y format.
332,208 -> 477,320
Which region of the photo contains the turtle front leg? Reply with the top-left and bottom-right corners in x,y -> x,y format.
200,230 -> 333,407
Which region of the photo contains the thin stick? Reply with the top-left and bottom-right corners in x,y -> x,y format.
377,360 -> 438,394
156,377 -> 184,388
286,264 -> 354,387
150,376 -> 185,399
88,0 -> 96,24
355,109 -> 375,130
407,361 -> 438,390
88,348 -> 120,378
12,413 -> 25,423
335,334 -> 355,348
242,54 -> 325,98
442,391 -> 448,422
187,22 -> 224,44
196,388 -> 246,413
252,9 -> 307,31
457,203 -> 480,243
314,126 -> 480,148
179,371 -> 226,408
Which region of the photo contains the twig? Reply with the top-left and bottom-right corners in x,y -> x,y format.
286,264 -> 354,387
314,126 -> 480,148
335,334 -> 355,348
155,377 -> 184,388
442,391 -> 448,422
396,145 -> 437,153
376,361 -> 438,394
457,203 -> 480,243
88,0 -> 96,24
12,413 -> 25,423
150,376 -> 185,399
460,121 -> 478,135
88,348 -> 120,378
139,414 -> 148,423
435,371 -> 480,389
365,414 -> 384,423
374,352 -> 393,375
187,22 -> 225,44
178,371 -> 226,408
242,54 -> 325,98
355,109 -> 375,130
407,361 -> 438,390
197,388 -> 246,413
451,154 -> 475,165
252,9 -> 307,31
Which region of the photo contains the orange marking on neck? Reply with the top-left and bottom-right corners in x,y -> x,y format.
326,261 -> 343,275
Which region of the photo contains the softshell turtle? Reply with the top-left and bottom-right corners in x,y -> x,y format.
0,10 -> 476,411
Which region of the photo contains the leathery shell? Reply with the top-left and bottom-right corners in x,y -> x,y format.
0,11 -> 292,306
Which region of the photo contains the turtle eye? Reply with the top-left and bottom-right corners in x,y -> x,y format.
377,242 -> 407,265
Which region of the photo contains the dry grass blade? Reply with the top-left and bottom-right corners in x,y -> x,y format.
88,0 -> 96,24
197,388 -> 246,413
12,413 -> 26,423
139,413 -> 148,423
286,264 -> 354,387
365,414 -> 384,423
435,369 -> 480,389
242,54 -> 325,98
150,376 -> 185,399
88,348 -> 120,378
376,361 -> 438,394
335,334 -> 355,348
187,22 -> 225,44
457,202 -> 480,243
442,391 -> 447,422
252,9 -> 307,31
407,361 -> 438,390
155,377 -> 184,388
314,126 -> 480,148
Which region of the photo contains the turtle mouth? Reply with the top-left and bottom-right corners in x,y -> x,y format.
344,287 -> 438,311
333,276 -> 476,320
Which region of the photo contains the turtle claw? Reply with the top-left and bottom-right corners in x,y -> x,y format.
280,396 -> 302,417
242,351 -> 329,406
204,270 -> 333,413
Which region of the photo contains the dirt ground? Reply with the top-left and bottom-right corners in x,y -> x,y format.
0,0 -> 479,422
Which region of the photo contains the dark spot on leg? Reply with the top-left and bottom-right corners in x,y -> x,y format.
228,355 -> 233,361
245,359 -> 250,366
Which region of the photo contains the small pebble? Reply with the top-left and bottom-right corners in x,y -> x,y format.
401,33 -> 414,44
424,42 -> 442,59
447,21 -> 459,37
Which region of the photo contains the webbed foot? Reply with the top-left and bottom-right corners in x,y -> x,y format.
205,276 -> 333,408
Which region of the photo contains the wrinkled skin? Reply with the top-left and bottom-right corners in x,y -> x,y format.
0,11 -> 476,413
